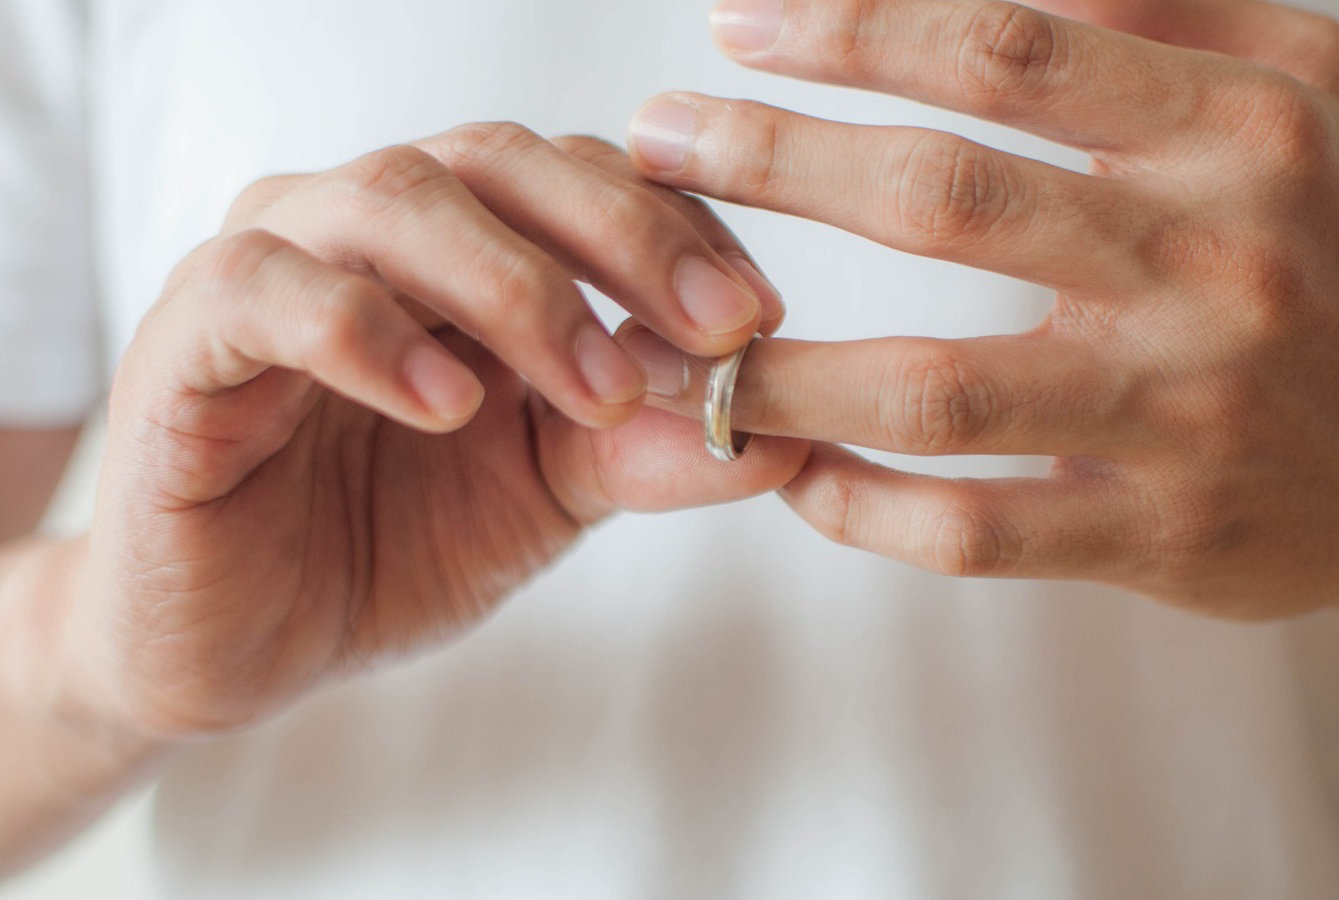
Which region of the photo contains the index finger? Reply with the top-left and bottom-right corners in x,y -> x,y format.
708,0 -> 1257,157
415,124 -> 763,358
552,135 -> 786,334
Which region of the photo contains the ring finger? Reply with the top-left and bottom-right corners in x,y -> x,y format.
615,325 -> 1147,458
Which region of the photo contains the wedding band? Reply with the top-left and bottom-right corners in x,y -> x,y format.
704,335 -> 759,462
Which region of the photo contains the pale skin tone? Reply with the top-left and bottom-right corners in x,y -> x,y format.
0,130 -> 802,874
626,0 -> 1339,616
1,0 -> 1337,877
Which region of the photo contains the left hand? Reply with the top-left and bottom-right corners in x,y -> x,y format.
69,128 -> 803,741
624,0 -> 1339,617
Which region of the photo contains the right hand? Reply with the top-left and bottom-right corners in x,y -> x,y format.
624,0 -> 1339,615
65,124 -> 805,742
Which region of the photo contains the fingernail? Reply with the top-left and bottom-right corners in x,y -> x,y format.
405,344 -> 482,421
618,328 -> 689,400
724,254 -> 785,328
675,256 -> 761,335
629,100 -> 698,173
710,0 -> 785,54
576,323 -> 646,405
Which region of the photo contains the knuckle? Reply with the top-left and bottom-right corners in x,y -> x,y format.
823,0 -> 882,82
1220,76 -> 1332,176
1146,482 -> 1235,587
882,346 -> 992,453
1143,219 -> 1224,283
924,500 -> 1014,578
551,133 -> 623,165
200,228 -> 291,294
804,469 -> 864,548
954,2 -> 1060,108
439,120 -> 541,171
1155,226 -> 1310,340
1231,238 -> 1310,330
723,101 -> 787,201
489,251 -> 566,325
894,133 -> 1011,247
595,186 -> 673,255
1139,359 -> 1251,459
305,278 -> 381,366
225,175 -> 297,227
340,143 -> 447,214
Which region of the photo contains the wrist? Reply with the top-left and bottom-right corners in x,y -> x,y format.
0,536 -> 173,766
0,536 -> 174,876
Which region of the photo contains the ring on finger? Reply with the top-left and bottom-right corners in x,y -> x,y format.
704,335 -> 760,462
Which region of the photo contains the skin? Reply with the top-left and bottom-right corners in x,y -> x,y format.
627,0 -> 1339,617
3,0 -> 1338,878
0,128 -> 806,874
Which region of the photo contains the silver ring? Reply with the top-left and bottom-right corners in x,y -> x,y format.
704,335 -> 759,462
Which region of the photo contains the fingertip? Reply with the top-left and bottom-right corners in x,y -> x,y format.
629,94 -> 700,176
615,323 -> 693,403
674,255 -> 763,348
517,325 -> 650,434
759,313 -> 785,338
566,326 -> 648,430
777,443 -> 869,506
404,341 -> 486,432
575,322 -> 648,407
709,0 -> 784,57
723,253 -> 785,333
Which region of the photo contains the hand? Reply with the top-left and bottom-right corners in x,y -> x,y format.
625,0 -> 1339,616
71,124 -> 805,740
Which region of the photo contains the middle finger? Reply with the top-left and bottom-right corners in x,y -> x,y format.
705,0 -> 1247,157
631,99 -> 1154,296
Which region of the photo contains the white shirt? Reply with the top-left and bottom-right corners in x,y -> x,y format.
5,1 -> 1339,897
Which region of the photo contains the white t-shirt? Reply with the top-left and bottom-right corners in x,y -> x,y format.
6,0 -> 1339,897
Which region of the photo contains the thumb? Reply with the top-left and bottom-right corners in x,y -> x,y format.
534,399 -> 810,526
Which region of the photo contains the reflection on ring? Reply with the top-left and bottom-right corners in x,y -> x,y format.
704,336 -> 760,462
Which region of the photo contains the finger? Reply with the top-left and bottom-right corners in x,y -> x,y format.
780,443 -> 1136,580
136,230 -> 485,504
416,123 -> 764,356
222,174 -> 310,233
704,0 -> 1254,157
631,98 -> 1151,295
615,325 -> 1145,458
258,143 -> 648,430
551,134 -> 787,334
534,400 -> 811,526
165,230 -> 483,426
1027,0 -> 1339,93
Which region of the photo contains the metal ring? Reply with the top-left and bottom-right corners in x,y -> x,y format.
704,335 -> 760,462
